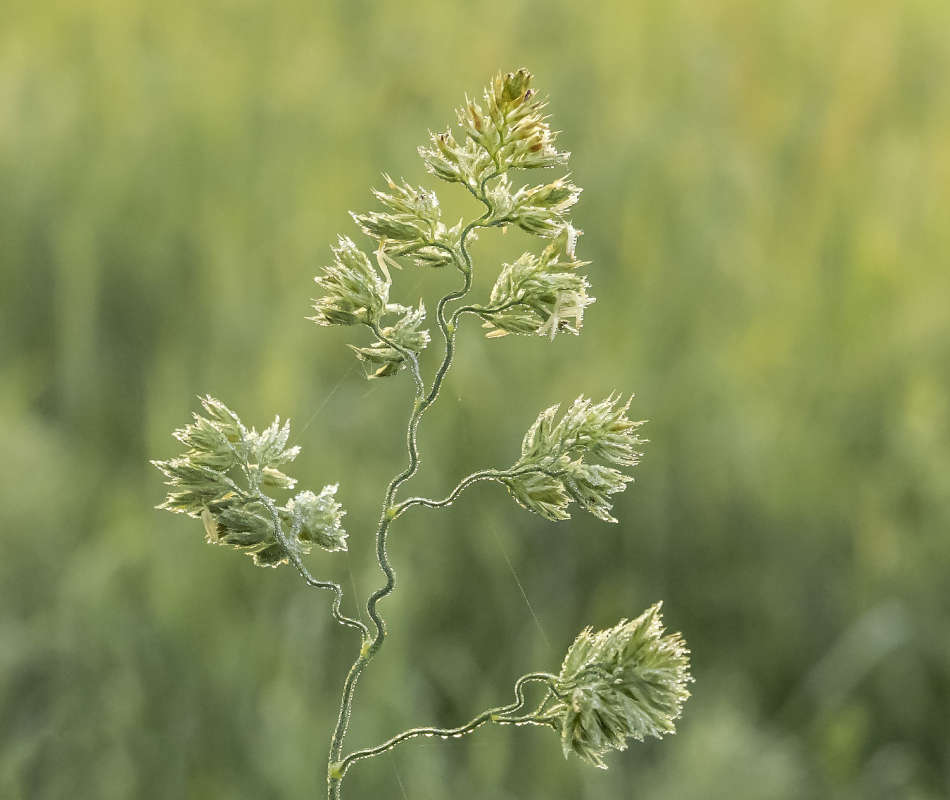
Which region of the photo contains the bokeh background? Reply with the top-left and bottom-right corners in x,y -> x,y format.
3,1 -> 949,797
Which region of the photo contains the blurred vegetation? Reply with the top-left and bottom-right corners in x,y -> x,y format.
2,0 -> 949,797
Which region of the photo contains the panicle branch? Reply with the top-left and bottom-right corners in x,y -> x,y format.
544,603 -> 692,768
152,395 -> 348,567
503,394 -> 647,523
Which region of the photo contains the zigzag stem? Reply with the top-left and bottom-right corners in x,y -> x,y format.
327,183 -> 501,799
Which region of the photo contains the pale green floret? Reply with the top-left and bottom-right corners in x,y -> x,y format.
312,228 -> 432,373
288,485 -> 348,553
481,223 -> 593,339
203,500 -> 287,567
418,69 -> 569,189
485,175 -> 581,237
503,395 -> 646,522
547,604 -> 692,768
354,176 -> 440,245
309,236 -> 390,326
349,301 -> 430,379
351,175 -> 462,268
152,396 -> 347,568
418,130 -> 493,189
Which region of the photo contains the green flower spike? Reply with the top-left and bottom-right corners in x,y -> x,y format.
418,69 -> 569,190
287,485 -> 347,553
152,396 -> 347,568
504,394 -> 646,522
309,236 -> 390,327
351,175 -> 463,268
485,175 -> 581,237
349,301 -> 431,379
548,604 -> 692,768
481,223 -> 593,339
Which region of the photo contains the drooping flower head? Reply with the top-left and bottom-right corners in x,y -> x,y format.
152,396 -> 347,567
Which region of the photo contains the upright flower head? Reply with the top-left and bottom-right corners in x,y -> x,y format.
309,236 -> 390,327
351,175 -> 462,268
418,69 -> 570,190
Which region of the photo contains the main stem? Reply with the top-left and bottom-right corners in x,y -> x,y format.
327,206 -> 491,799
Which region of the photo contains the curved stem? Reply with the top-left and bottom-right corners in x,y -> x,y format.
530,687 -> 556,721
258,495 -> 368,637
335,673 -> 556,778
494,713 -> 555,727
393,469 -> 503,515
363,193 -> 498,645
328,188 -> 500,799
392,466 -> 542,517
452,298 -> 528,324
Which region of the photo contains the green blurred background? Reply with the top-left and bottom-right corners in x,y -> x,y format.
3,0 -> 949,797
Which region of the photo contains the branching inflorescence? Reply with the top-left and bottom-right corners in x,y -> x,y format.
153,69 -> 692,798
